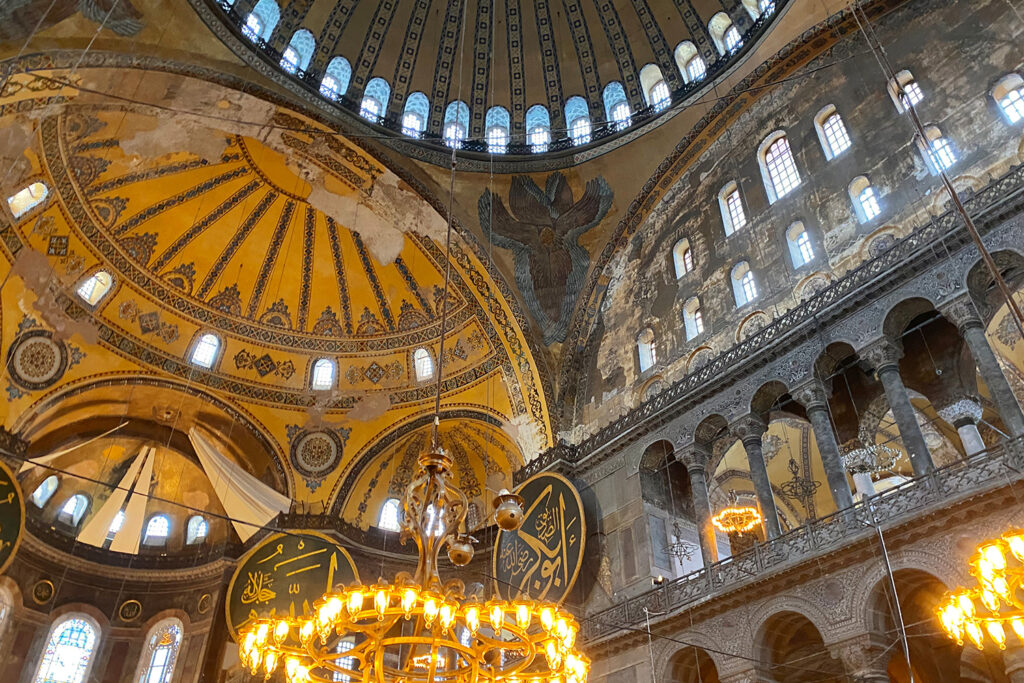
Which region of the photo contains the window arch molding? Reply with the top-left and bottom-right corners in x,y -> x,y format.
887,69 -> 924,113
708,12 -> 740,55
671,237 -> 695,278
674,41 -> 705,83
682,296 -> 704,341
281,29 -> 315,73
636,327 -> 657,374
718,181 -> 747,235
378,498 -> 401,531
915,125 -> 956,174
602,82 -> 630,131
484,106 -> 511,153
310,357 -> 336,390
731,261 -> 758,307
813,104 -> 851,160
320,57 -> 352,101
785,221 -> 817,269
638,64 -> 669,110
133,615 -> 185,683
849,175 -> 881,223
74,269 -> 115,308
33,610 -> 104,683
412,347 -> 434,382
188,331 -> 222,369
31,475 -> 59,508
402,92 -> 430,138
6,179 -> 50,219
757,131 -> 801,203
443,100 -> 470,148
564,96 -> 591,145
992,73 -> 1024,123
58,494 -> 89,527
525,104 -> 552,152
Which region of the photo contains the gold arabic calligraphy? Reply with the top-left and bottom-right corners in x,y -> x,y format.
502,484 -> 579,601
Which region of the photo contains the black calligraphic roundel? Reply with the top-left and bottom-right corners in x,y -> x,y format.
226,531 -> 359,639
0,460 -> 25,575
492,472 -> 585,603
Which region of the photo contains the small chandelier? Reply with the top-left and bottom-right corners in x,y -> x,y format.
938,528 -> 1024,650
841,442 -> 898,475
236,448 -> 590,682
711,506 -> 762,534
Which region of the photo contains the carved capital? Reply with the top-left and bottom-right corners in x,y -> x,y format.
730,414 -> 767,445
828,634 -> 892,681
792,378 -> 830,412
859,338 -> 903,374
936,396 -> 983,427
939,294 -> 985,332
679,442 -> 710,474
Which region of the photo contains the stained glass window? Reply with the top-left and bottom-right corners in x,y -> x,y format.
34,617 -> 97,683
136,620 -> 182,683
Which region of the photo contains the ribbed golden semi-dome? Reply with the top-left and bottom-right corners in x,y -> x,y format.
188,0 -> 783,166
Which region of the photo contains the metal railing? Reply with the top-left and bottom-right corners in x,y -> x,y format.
582,435 -> 1024,642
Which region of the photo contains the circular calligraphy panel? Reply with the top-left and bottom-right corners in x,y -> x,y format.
492,472 -> 585,604
0,460 -> 25,575
226,531 -> 359,639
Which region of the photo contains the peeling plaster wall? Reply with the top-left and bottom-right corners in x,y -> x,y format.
579,0 -> 1024,434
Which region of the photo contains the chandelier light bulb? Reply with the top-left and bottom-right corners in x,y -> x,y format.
516,603 -> 531,629
465,605 -> 480,634
347,590 -> 363,616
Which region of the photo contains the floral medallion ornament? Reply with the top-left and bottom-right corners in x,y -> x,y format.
5,320 -> 83,398
938,528 -> 1024,650
287,425 -> 350,490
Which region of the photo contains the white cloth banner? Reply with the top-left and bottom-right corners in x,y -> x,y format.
76,445 -> 148,548
188,428 -> 290,542
109,446 -> 155,554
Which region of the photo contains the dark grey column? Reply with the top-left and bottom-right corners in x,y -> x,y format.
861,340 -> 935,476
793,380 -> 855,512
941,295 -> 1024,437
681,444 -> 717,566
730,415 -> 781,539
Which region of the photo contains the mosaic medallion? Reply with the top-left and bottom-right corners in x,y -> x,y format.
290,429 -> 344,483
6,330 -> 68,391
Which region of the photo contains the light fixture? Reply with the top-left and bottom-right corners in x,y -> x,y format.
238,94 -> 590,683
938,528 -> 1024,650
711,506 -> 763,534
841,442 -> 898,475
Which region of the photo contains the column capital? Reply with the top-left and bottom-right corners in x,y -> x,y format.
678,443 -> 710,473
939,293 -> 985,332
860,338 -> 903,374
792,378 -> 831,412
730,414 -> 767,445
936,395 -> 983,427
827,634 -> 892,682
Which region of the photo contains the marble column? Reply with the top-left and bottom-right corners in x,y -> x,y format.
829,635 -> 892,683
861,339 -> 935,476
941,295 -> 1024,437
682,444 -> 717,567
792,379 -> 855,512
937,396 -> 986,456
731,415 -> 782,540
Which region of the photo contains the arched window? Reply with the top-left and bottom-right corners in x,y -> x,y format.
917,126 -> 956,174
413,348 -> 434,381
360,78 -> 391,122
672,238 -> 694,278
402,92 -> 430,138
709,13 -> 740,55
637,329 -> 656,373
281,29 -> 315,73
759,133 -> 801,203
564,96 -> 591,145
603,82 -> 630,131
525,105 -> 551,153
740,0 -> 761,18
320,57 -> 352,100
814,105 -> 851,160
333,638 -> 356,682
887,69 -> 924,113
7,181 -> 49,218
311,358 -> 336,390
719,181 -> 746,235
993,73 -> 1024,124
143,515 -> 170,546
732,262 -> 757,306
75,270 -> 113,306
34,616 -> 98,683
443,100 -> 469,148
190,333 -> 220,368
485,107 -> 510,153
242,0 -> 278,42
849,176 -> 881,223
639,64 -> 669,111
674,41 -> 705,83
58,494 -> 88,526
759,0 -> 776,13
31,475 -> 59,507
107,509 -> 125,540
378,498 -> 401,531
683,297 -> 704,341
135,618 -> 182,683
786,222 -> 815,267
186,516 -> 208,545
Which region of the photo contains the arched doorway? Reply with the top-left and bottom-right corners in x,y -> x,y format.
666,645 -> 720,683
759,611 -> 846,682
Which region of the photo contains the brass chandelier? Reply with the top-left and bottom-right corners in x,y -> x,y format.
938,528 -> 1024,650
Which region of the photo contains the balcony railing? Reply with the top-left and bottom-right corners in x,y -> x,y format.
582,435 -> 1024,642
